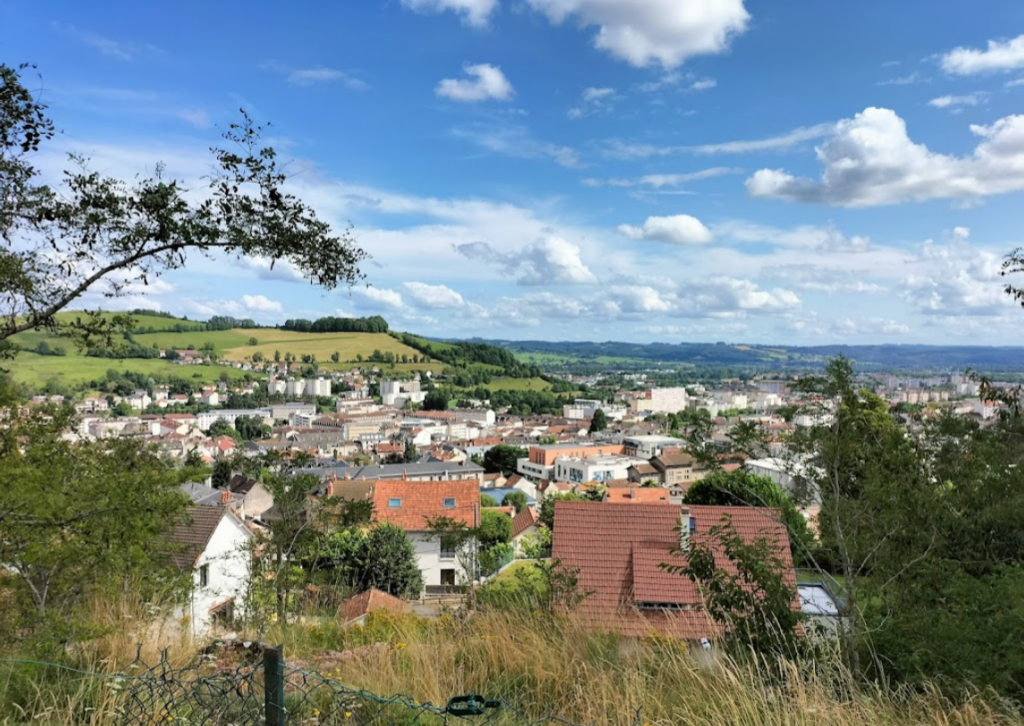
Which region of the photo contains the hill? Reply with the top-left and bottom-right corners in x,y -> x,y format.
473,338 -> 1024,374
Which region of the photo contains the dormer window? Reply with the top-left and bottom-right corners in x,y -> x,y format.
443,497 -> 456,509
389,498 -> 402,508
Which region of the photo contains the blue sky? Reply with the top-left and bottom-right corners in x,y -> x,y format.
6,0 -> 1024,344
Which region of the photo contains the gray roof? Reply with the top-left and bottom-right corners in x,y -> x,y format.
299,460 -> 483,481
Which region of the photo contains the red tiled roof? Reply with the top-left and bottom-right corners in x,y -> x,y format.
511,506 -> 538,537
550,501 -> 797,640
340,588 -> 407,622
653,452 -> 696,469
164,505 -> 228,569
372,479 -> 480,531
604,487 -> 673,504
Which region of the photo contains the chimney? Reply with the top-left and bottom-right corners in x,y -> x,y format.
221,490 -> 232,504
629,482 -> 636,500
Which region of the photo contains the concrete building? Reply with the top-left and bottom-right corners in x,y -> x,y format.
552,454 -> 649,484
517,443 -> 626,481
268,379 -> 286,395
380,379 -> 427,408
632,387 -> 689,415
622,435 -> 687,459
563,398 -> 628,421
285,379 -> 306,398
304,378 -> 332,397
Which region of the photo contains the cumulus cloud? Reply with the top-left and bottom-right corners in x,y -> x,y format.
619,215 -> 714,245
902,241 -> 1010,315
690,79 -> 717,91
239,256 -> 308,283
353,286 -> 406,309
241,294 -> 284,314
941,34 -> 1024,75
454,236 -> 597,285
526,0 -> 750,68
436,64 -> 514,102
402,281 -> 466,308
746,107 -> 1024,207
401,0 -> 497,26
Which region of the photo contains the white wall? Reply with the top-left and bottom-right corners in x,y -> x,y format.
411,533 -> 471,589
186,514 -> 252,635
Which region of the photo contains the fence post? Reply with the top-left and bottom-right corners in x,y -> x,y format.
264,644 -> 286,726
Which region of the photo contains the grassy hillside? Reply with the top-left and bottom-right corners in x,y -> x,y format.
219,329 -> 422,363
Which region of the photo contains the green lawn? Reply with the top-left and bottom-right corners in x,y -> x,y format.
483,377 -> 553,392
5,351 -> 249,388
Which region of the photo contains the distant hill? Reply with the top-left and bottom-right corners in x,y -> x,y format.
466,338 -> 1024,373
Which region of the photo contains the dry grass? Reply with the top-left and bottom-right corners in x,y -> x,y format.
1,605 -> 1020,726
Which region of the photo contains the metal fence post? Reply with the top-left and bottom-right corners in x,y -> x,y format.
264,644 -> 285,726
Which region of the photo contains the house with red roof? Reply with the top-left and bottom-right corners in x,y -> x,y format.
372,479 -> 481,592
550,501 -> 798,642
339,588 -> 408,626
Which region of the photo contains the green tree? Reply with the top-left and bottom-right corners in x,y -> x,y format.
211,459 -> 232,489
478,509 -> 513,549
248,337 -> 258,346
0,64 -> 367,361
683,469 -> 812,563
503,490 -> 528,513
234,414 -> 271,441
421,388 -> 449,411
482,444 -> 527,477
0,408 -> 187,643
403,440 -> 417,463
330,351 -> 340,363
207,418 -> 240,440
664,515 -> 802,661
356,524 -> 423,598
538,491 -> 585,530
274,350 -> 281,363
589,408 -> 608,432
480,493 -> 499,508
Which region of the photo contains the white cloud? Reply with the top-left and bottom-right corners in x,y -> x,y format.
619,215 -> 714,245
51,22 -> 143,60
638,167 -> 742,187
877,72 -> 922,86
452,124 -> 579,166
837,318 -> 910,336
688,123 -> 834,154
600,123 -> 832,159
401,0 -> 497,27
239,256 -> 308,283
526,0 -> 750,68
928,93 -> 985,109
714,221 -> 871,252
288,68 -> 368,89
241,294 -> 284,314
436,64 -> 514,102
902,240 -> 1010,316
402,281 -> 465,308
568,87 -> 616,119
353,286 -> 406,309
941,34 -> 1024,75
1007,78 -> 1024,88
454,236 -> 597,285
747,107 -> 1024,207
690,79 -> 717,91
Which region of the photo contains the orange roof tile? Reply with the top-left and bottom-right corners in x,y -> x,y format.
550,501 -> 797,640
340,588 -> 407,622
511,506 -> 538,537
604,487 -> 673,504
372,479 -> 480,531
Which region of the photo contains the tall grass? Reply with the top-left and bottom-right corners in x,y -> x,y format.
0,603 -> 1020,726
263,610 -> 1023,726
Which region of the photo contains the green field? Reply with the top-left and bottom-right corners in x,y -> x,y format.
483,376 -> 553,392
6,351 -> 250,388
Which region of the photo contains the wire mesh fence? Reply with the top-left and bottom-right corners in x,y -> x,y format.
0,645 -> 628,726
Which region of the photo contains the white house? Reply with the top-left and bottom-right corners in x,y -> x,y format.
167,505 -> 253,635
372,479 -> 481,592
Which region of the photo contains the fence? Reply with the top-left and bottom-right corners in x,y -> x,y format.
0,646 -> 627,726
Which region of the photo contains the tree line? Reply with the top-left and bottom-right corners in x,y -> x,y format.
282,316 -> 390,334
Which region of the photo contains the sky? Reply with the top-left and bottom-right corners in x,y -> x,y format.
5,0 -> 1024,345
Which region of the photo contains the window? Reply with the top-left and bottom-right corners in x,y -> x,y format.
443,497 -> 456,509
198,564 -> 210,588
388,498 -> 402,508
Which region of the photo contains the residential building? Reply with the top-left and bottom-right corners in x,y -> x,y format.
650,451 -> 704,488
305,378 -> 332,397
552,454 -> 649,484
372,479 -> 481,591
632,387 -> 689,415
303,460 -> 485,484
268,379 -> 286,395
517,443 -> 625,481
340,588 -> 408,626
380,379 -> 427,408
166,505 -> 253,635
622,435 -> 687,459
550,501 -> 798,640
511,506 -> 540,557
563,398 -> 627,421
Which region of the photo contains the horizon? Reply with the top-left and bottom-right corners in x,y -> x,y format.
7,1 -> 1024,345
